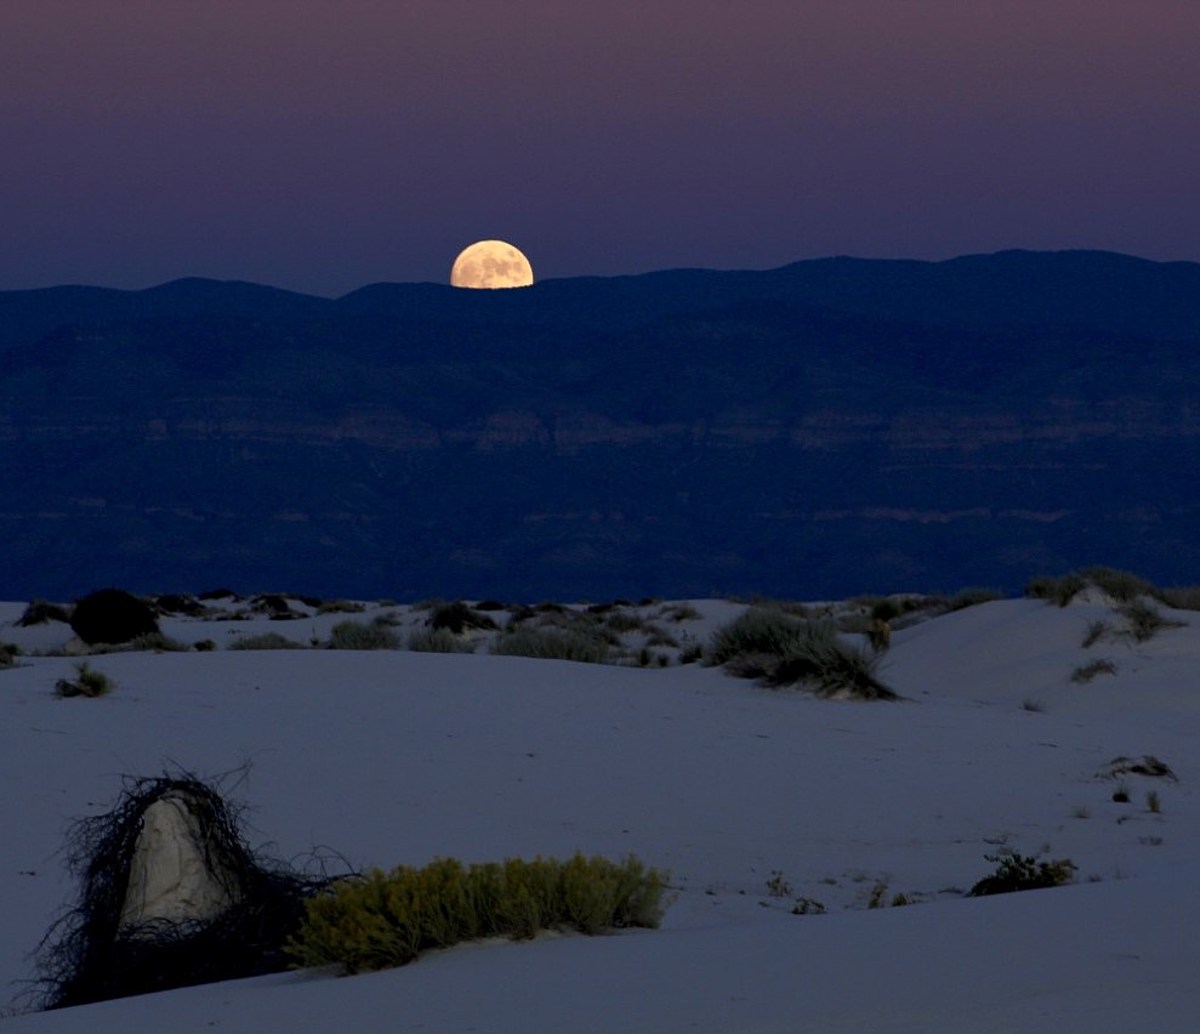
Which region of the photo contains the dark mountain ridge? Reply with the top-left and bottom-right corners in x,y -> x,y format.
2,250 -> 1198,601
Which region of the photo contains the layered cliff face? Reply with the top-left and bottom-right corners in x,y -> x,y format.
2,251 -> 1198,600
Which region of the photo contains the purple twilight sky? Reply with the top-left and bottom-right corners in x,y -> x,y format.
2,0 -> 1197,296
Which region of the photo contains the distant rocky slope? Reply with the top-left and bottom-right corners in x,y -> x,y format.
2,250 -> 1198,600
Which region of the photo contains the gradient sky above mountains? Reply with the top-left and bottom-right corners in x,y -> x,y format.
2,1 -> 1197,296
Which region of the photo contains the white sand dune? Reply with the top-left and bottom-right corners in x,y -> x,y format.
2,595 -> 1197,1031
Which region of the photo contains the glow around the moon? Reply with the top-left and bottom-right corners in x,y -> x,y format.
450,240 -> 535,289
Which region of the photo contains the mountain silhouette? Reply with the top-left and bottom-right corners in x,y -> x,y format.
2,250 -> 1198,601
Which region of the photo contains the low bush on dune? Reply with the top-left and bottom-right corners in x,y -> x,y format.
491,624 -> 610,663
1117,599 -> 1183,642
1070,658 -> 1117,683
289,853 -> 670,975
1025,572 -> 1089,607
968,852 -> 1076,897
328,620 -> 399,650
941,587 -> 1005,612
406,627 -> 475,653
1026,566 -> 1157,608
229,632 -> 307,651
69,589 -> 160,646
315,599 -> 366,615
707,608 -> 809,667
1155,585 -> 1200,611
18,599 -> 72,626
2,642 -> 23,668
427,600 -> 498,635
707,608 -> 897,700
54,662 -> 115,698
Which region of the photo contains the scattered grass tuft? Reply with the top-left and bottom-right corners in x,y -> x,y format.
406,628 -> 475,654
1070,658 -> 1117,683
18,599 -> 72,626
1154,585 -> 1200,611
427,601 -> 498,635
1025,573 -> 1087,607
491,624 -> 610,663
1078,566 -> 1154,603
229,632 -> 307,651
328,620 -> 400,650
54,662 -> 114,698
968,852 -> 1076,897
1117,600 -> 1183,643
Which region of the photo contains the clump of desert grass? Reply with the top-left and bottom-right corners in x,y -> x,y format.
406,628 -> 475,654
491,624 -> 610,664
706,608 -> 897,700
229,632 -> 308,651
55,662 -> 115,698
327,620 -> 400,651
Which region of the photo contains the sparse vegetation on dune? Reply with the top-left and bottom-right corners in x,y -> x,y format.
491,624 -> 610,664
426,601 -> 498,635
406,628 -> 475,654
17,600 -> 72,626
328,620 -> 400,651
968,853 -> 1076,897
289,854 -> 670,975
1155,585 -> 1200,611
706,609 -> 897,700
229,632 -> 307,651
54,662 -> 115,698
1070,659 -> 1117,683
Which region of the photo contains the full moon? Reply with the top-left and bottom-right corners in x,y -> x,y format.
450,239 -> 535,289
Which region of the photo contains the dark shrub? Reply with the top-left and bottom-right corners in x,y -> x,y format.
35,774 -> 337,1008
968,853 -> 1076,897
70,590 -> 160,646
153,594 -> 207,617
18,599 -> 72,626
428,601 -> 498,635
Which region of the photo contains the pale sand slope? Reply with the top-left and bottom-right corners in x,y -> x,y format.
2,596 -> 1196,1031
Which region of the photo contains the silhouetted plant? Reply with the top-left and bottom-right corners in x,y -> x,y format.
1154,585 -> 1200,611
70,589 -> 159,646
491,625 -> 609,663
18,599 -> 72,626
316,599 -> 366,615
328,620 -> 399,650
407,628 -> 475,654
229,633 -> 307,651
1117,600 -> 1183,642
943,587 -> 1004,612
1079,566 -> 1153,603
968,853 -> 1076,897
427,601 -> 498,635
709,610 -> 896,700
55,662 -> 114,698
1025,573 -> 1087,607
1070,659 -> 1117,683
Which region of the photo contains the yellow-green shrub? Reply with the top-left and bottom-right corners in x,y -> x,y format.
289,853 -> 669,974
